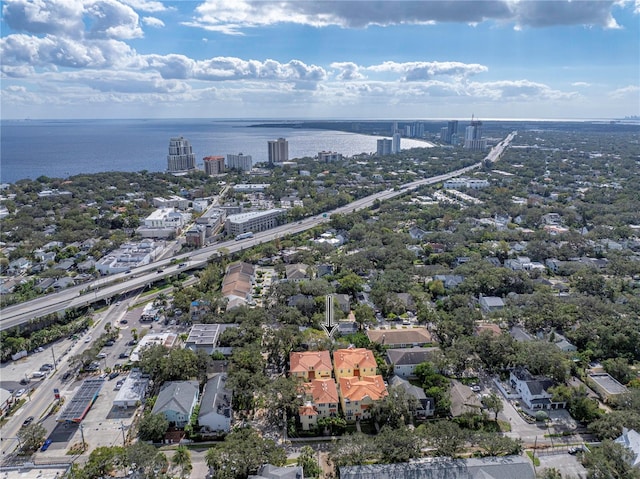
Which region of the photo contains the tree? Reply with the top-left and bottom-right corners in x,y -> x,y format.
205,427 -> 286,479
126,442 -> 168,479
371,385 -> 419,428
171,445 -> 192,478
328,432 -> 376,471
17,423 -> 47,452
297,445 -> 321,478
422,420 -> 468,458
376,426 -> 422,463
482,392 -> 504,422
588,410 -> 640,440
84,446 -> 126,479
138,413 -> 169,442
538,469 -> 563,479
474,432 -> 522,457
581,440 -> 640,479
337,272 -> 364,297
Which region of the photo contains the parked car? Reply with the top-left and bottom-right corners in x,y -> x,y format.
20,377 -> 31,385
15,389 -> 26,397
84,335 -> 92,343
96,353 -> 107,359
119,352 -> 130,359
22,416 -> 34,427
104,340 -> 115,346
40,439 -> 52,452
120,319 -> 128,324
108,371 -> 120,380
40,363 -> 54,371
62,372 -> 72,381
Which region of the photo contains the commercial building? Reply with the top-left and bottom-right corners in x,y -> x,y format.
203,156 -> 225,175
113,369 -> 150,409
587,372 -> 628,402
152,196 -> 189,210
233,184 -> 269,192
95,240 -> 162,275
268,138 -> 289,165
318,151 -> 343,163
167,137 -> 196,172
225,209 -> 285,236
226,153 -> 253,172
138,208 -> 187,238
130,333 -> 177,362
376,138 -> 392,156
184,323 -> 238,355
440,120 -> 459,145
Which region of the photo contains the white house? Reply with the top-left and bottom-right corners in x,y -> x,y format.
198,374 -> 232,434
510,367 -> 566,411
615,428 -> 640,468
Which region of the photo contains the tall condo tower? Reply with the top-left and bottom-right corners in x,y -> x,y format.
464,116 -> 487,151
376,138 -> 392,156
167,137 -> 196,172
268,138 -> 289,165
392,132 -> 402,154
203,156 -> 225,175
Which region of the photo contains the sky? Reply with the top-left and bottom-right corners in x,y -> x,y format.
1,0 -> 639,120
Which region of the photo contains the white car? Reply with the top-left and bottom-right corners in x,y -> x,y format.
15,389 -> 26,397
84,336 -> 92,343
96,353 -> 107,359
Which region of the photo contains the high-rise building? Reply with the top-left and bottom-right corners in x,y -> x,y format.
167,137 -> 196,172
376,138 -> 392,156
226,153 -> 253,172
392,132 -> 402,154
440,120 -> 459,144
318,151 -> 343,163
268,138 -> 289,165
203,156 -> 225,175
464,117 -> 487,150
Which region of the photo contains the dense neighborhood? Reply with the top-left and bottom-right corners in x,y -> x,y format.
1,121 -> 640,479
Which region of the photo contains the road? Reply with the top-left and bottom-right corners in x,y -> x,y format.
0,132 -> 516,331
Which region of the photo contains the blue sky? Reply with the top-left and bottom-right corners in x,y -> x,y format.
1,0 -> 639,120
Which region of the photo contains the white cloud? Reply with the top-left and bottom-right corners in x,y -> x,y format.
86,0 -> 143,40
608,84 -> 640,98
2,0 -> 85,37
182,0 -> 626,34
142,16 -> 164,28
120,0 -> 170,13
367,61 -> 488,80
468,79 -> 578,101
331,62 -> 365,81
572,82 -> 591,87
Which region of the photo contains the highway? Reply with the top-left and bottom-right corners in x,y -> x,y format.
0,132 -> 516,332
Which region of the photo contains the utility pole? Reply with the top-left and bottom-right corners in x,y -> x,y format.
79,423 -> 86,451
51,348 -> 57,371
120,421 -> 126,447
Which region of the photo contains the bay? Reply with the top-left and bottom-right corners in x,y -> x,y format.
0,119 -> 430,184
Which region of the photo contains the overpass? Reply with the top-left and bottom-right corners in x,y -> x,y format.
0,132 -> 516,332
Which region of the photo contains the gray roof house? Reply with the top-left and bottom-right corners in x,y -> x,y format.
615,428 -> 640,468
479,295 -> 505,313
249,464 -> 303,479
386,347 -> 440,379
151,381 -> 199,428
389,375 -> 434,418
339,456 -> 535,479
198,374 -> 232,434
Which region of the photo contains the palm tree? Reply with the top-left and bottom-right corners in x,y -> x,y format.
171,445 -> 192,478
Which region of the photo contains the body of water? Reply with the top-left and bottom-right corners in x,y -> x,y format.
0,119 -> 431,184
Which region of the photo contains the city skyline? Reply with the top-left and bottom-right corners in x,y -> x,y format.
1,0 -> 639,120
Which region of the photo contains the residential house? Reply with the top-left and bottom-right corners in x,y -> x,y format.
396,292 -> 416,312
222,262 -> 254,310
298,378 -> 339,431
151,381 -> 199,428
386,347 -> 440,379
433,274 -> 465,290
1,388 -> 13,417
366,328 -> 433,348
198,374 -> 232,434
334,293 -> 351,313
339,456 -> 536,479
408,226 -> 428,240
389,375 -> 434,418
338,375 -> 388,421
249,464 -> 304,479
478,295 -> 505,313
450,380 -> 483,417
333,348 -> 377,380
615,428 -> 640,468
510,367 -> 566,411
285,263 -> 310,282
290,351 -> 333,381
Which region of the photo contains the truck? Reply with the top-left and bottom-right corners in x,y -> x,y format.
235,232 -> 254,241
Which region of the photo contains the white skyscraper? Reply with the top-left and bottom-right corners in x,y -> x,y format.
167,137 -> 196,172
268,138 -> 289,165
392,132 -> 401,154
226,153 -> 253,172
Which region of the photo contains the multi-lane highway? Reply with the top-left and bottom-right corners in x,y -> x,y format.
0,132 -> 516,332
